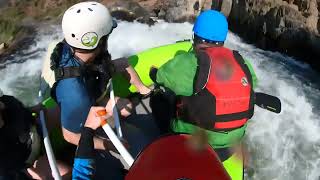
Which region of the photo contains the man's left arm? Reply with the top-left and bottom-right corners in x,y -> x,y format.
244,58 -> 258,89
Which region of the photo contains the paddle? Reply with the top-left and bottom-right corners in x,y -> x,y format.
97,109 -> 134,167
38,79 -> 62,180
96,80 -> 134,167
255,92 -> 281,114
109,80 -> 123,138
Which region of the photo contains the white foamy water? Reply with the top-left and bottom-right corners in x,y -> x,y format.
0,21 -> 319,179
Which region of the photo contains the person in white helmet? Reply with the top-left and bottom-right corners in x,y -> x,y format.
48,2 -> 153,179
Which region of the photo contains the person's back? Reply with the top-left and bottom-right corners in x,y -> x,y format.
152,10 -> 258,149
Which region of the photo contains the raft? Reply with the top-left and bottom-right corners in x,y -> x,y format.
41,40 -> 248,180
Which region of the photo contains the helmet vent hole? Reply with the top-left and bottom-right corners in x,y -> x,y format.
71,34 -> 75,38
77,9 -> 81,13
88,8 -> 93,11
92,3 -> 97,5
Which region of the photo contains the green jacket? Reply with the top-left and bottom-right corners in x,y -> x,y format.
156,51 -> 258,148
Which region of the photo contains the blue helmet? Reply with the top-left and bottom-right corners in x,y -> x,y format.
193,10 -> 228,42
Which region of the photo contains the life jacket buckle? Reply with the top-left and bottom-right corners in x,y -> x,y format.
54,68 -> 64,81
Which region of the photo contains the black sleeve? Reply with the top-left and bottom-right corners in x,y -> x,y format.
112,57 -> 130,81
112,57 -> 130,73
76,127 -> 95,159
194,50 -> 211,94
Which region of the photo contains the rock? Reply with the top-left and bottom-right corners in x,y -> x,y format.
200,0 -> 214,11
153,0 -> 199,22
0,43 -> 8,55
43,0 -> 64,9
220,0 -> 233,17
100,0 -> 151,23
226,0 -> 320,70
212,0 -> 232,17
0,43 -> 6,51
0,0 -> 9,8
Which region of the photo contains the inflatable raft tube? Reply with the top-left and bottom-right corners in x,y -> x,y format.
112,40 -> 193,97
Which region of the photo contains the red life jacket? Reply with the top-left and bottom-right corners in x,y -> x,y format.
205,47 -> 254,130
177,47 -> 254,131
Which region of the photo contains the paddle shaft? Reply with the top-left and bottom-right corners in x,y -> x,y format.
97,109 -> 134,167
110,81 -> 123,138
38,89 -> 61,180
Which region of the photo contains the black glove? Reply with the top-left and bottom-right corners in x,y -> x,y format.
149,66 -> 158,83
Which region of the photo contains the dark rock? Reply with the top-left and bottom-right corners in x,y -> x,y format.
227,0 -> 320,71
102,0 -> 151,22
0,0 -> 9,8
0,43 -> 7,53
153,0 -> 198,22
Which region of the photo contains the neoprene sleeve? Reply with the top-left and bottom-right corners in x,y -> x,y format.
72,127 -> 95,180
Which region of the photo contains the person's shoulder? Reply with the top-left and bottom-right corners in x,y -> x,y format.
175,50 -> 195,57
56,78 -> 82,89
55,78 -> 90,101
171,51 -> 197,62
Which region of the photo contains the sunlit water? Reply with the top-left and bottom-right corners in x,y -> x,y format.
0,21 -> 319,180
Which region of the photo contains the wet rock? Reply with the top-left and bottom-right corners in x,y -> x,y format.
0,0 -> 9,8
227,0 -> 320,70
0,43 -> 7,52
212,0 -> 232,17
101,0 -> 151,22
153,0 -> 199,22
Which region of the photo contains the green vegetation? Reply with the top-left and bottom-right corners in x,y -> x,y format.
0,7 -> 24,44
0,0 -> 83,45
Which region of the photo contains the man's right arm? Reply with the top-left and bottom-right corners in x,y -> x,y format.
62,127 -> 109,150
72,107 -> 106,180
72,127 -> 96,180
56,78 -> 109,150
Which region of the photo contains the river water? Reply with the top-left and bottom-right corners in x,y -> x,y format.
0,21 -> 319,180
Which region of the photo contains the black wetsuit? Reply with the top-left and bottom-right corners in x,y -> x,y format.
0,95 -> 34,180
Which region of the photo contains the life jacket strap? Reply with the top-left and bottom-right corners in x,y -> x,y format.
54,66 -> 82,81
215,109 -> 254,122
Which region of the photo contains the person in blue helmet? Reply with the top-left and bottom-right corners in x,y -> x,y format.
150,10 -> 258,149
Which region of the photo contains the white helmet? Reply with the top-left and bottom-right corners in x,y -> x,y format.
62,1 -> 117,50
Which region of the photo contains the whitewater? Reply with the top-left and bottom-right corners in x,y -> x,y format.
0,21 -> 319,180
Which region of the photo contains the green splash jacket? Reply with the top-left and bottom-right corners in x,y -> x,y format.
156,51 -> 258,149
